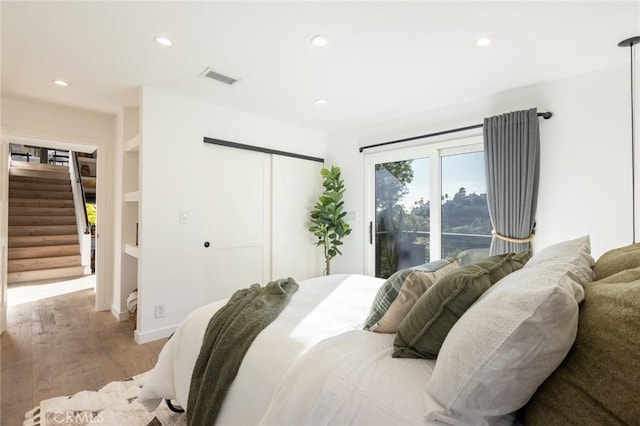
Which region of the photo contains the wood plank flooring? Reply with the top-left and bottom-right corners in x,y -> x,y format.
1,289 -> 167,426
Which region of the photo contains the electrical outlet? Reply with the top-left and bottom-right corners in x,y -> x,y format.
154,304 -> 165,319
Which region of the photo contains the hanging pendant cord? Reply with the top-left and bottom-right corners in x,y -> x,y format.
619,35 -> 640,244
631,44 -> 636,244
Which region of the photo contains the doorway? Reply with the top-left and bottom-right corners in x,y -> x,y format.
2,138 -> 101,330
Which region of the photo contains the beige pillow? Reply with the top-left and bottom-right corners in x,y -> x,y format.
375,271 -> 438,333
363,259 -> 457,331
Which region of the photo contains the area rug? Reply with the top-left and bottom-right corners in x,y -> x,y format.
23,373 -> 186,426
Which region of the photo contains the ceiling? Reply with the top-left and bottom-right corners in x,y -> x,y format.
2,1 -> 639,134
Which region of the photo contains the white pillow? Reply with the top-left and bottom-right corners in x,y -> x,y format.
526,235 -> 594,284
526,235 -> 590,266
424,257 -> 593,424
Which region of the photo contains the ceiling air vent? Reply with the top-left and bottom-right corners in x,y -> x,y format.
199,67 -> 238,86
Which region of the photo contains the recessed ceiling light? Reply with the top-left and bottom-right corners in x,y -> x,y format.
315,98 -> 327,105
476,37 -> 491,47
154,36 -> 173,47
53,80 -> 69,87
310,34 -> 329,47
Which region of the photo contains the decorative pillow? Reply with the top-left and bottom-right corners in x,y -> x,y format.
424,247 -> 594,424
363,259 -> 456,331
526,235 -> 590,267
393,251 -> 530,359
525,235 -> 594,284
523,267 -> 640,425
374,271 -> 438,333
593,242 -> 640,280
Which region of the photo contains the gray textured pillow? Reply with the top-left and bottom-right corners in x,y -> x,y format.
363,259 -> 457,331
393,251 -> 531,359
524,267 -> 640,425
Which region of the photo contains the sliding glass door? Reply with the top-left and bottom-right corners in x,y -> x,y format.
365,136 -> 491,278
374,157 -> 430,278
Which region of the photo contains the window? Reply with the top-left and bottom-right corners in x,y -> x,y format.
440,150 -> 492,260
365,136 -> 491,278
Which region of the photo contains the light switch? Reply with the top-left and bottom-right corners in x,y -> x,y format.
179,211 -> 189,223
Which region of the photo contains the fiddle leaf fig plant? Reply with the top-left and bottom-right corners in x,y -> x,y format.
309,166 -> 352,275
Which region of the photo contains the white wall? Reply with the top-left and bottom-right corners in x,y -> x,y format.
1,94 -> 117,311
136,86 -> 327,342
327,65 -> 633,274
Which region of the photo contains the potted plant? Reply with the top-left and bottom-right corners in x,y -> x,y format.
309,166 -> 352,275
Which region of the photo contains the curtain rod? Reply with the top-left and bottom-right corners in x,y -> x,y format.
358,111 -> 553,153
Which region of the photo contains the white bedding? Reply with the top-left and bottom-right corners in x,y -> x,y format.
140,274 -> 387,424
259,330 -> 436,425
139,273 -> 514,425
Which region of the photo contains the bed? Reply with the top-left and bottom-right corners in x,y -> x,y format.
139,236 -> 640,425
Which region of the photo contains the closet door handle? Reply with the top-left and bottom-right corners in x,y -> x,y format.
204,241 -> 210,248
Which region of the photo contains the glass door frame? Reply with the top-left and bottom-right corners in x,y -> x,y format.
364,135 -> 484,276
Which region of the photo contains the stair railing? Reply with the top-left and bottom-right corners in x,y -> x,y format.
71,152 -> 90,234
69,151 -> 92,272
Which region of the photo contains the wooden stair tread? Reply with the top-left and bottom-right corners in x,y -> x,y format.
9,161 -> 69,172
7,266 -> 87,284
8,175 -> 71,185
9,190 -> 73,200
10,181 -> 72,192
9,165 -> 69,175
8,245 -> 81,260
9,207 -> 76,216
9,225 -> 78,237
8,235 -> 79,248
8,255 -> 81,272
9,198 -> 74,208
9,169 -> 70,181
9,216 -> 77,226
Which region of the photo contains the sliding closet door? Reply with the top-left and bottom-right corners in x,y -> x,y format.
271,155 -> 323,280
203,145 -> 271,297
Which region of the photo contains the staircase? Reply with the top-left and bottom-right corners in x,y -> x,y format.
7,161 -> 87,284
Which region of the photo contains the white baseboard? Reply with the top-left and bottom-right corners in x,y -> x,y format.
110,304 -> 129,321
134,325 -> 176,344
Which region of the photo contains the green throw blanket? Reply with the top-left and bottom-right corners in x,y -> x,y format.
187,277 -> 299,426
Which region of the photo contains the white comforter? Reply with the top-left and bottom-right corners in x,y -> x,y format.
138,274 -> 493,425
139,274 -> 393,423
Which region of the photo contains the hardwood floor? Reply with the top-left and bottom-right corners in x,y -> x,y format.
1,288 -> 168,426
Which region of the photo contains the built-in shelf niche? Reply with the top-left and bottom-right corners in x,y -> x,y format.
125,135 -> 141,152
124,243 -> 140,259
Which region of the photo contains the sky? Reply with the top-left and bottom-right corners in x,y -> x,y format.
401,151 -> 486,209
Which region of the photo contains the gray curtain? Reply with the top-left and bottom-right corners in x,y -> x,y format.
483,108 -> 540,255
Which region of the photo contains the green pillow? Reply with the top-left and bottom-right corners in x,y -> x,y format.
593,242 -> 640,280
524,268 -> 640,425
393,251 -> 531,359
363,259 -> 456,331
